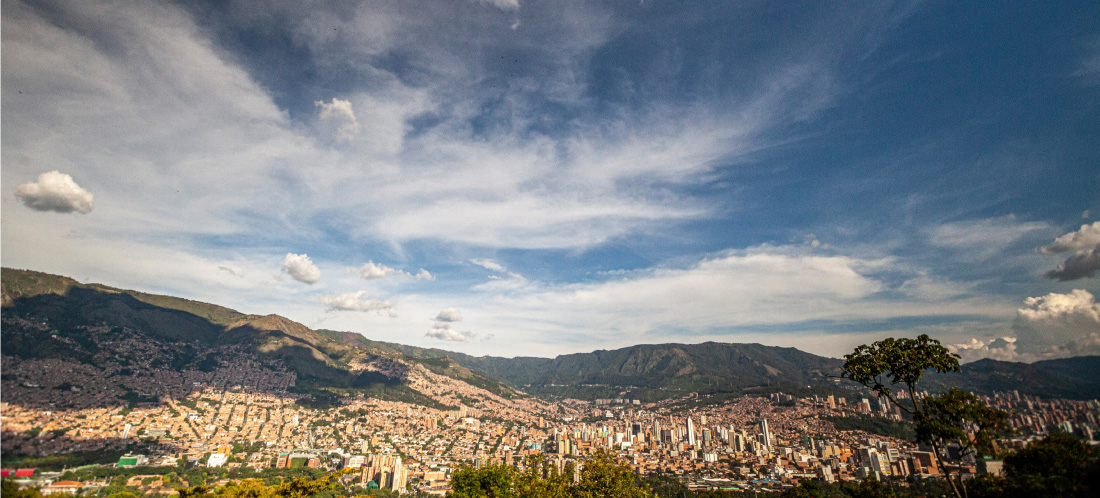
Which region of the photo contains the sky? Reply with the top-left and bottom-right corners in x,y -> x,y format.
2,0 -> 1099,361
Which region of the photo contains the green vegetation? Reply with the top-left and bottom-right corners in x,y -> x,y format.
1,448 -> 140,470
823,415 -> 914,441
841,335 -> 1012,498
448,452 -> 653,498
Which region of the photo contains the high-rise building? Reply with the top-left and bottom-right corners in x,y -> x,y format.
361,454 -> 406,493
759,419 -> 773,449
686,417 -> 697,446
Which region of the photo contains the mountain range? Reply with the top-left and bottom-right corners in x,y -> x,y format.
3,267 -> 1099,408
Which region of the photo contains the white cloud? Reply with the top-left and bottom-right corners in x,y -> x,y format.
14,170 -> 95,214
415,268 -> 435,281
950,289 -> 1100,362
426,322 -> 475,341
1043,222 -> 1100,280
470,258 -> 507,272
1043,222 -> 1100,253
476,0 -> 519,12
356,261 -> 406,280
434,308 -> 463,322
320,290 -> 396,315
316,98 -> 361,142
929,215 -> 1048,258
470,258 -> 529,291
281,253 -> 321,284
1017,288 -> 1100,330
471,247 -> 1005,341
948,337 -> 1022,363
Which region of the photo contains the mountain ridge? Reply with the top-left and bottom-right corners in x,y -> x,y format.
4,267 -> 1100,402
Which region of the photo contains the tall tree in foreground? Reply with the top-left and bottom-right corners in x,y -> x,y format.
841,335 -> 1011,498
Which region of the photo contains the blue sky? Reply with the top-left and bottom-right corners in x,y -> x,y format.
3,0 -> 1099,360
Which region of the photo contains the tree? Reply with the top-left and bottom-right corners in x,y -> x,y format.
448,465 -> 515,498
574,451 -> 653,498
513,455 -> 572,498
1,480 -> 44,498
918,388 -> 1011,465
445,451 -> 654,498
841,334 -> 1011,498
999,432 -> 1100,497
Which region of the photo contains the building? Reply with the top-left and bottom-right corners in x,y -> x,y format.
207,453 -> 229,467
42,481 -> 84,496
759,419 -> 773,450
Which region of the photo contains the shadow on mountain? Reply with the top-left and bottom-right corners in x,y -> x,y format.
927,357 -> 1100,400
1,287 -> 428,410
0,431 -> 182,470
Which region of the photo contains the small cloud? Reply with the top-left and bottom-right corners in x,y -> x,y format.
281,253 -> 321,284
435,308 -> 463,322
471,258 -> 507,272
426,322 -> 475,342
217,266 -> 240,277
1043,222 -> 1100,281
476,0 -> 519,12
798,233 -> 827,249
415,268 -> 435,281
1084,210 -> 1091,219
15,170 -> 95,214
316,98 -> 361,142
320,290 -> 396,315
356,261 -> 407,280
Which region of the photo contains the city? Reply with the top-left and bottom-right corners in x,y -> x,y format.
3,346 -> 1097,495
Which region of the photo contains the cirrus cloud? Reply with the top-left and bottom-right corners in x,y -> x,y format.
15,170 -> 95,214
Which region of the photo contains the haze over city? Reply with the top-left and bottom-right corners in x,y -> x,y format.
3,0 -> 1099,359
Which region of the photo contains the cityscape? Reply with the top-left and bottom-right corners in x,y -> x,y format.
3,0 -> 1100,497
2,297 -> 1099,495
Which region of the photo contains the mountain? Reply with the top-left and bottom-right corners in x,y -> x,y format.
5,268 -> 1100,406
1032,355 -> 1100,383
444,343 -> 843,401
0,268 -> 518,410
926,357 -> 1100,400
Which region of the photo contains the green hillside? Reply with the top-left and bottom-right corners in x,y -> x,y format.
6,267 -> 1100,404
0,268 -> 504,408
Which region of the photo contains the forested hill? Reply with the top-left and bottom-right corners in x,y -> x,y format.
5,267 -> 1100,402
